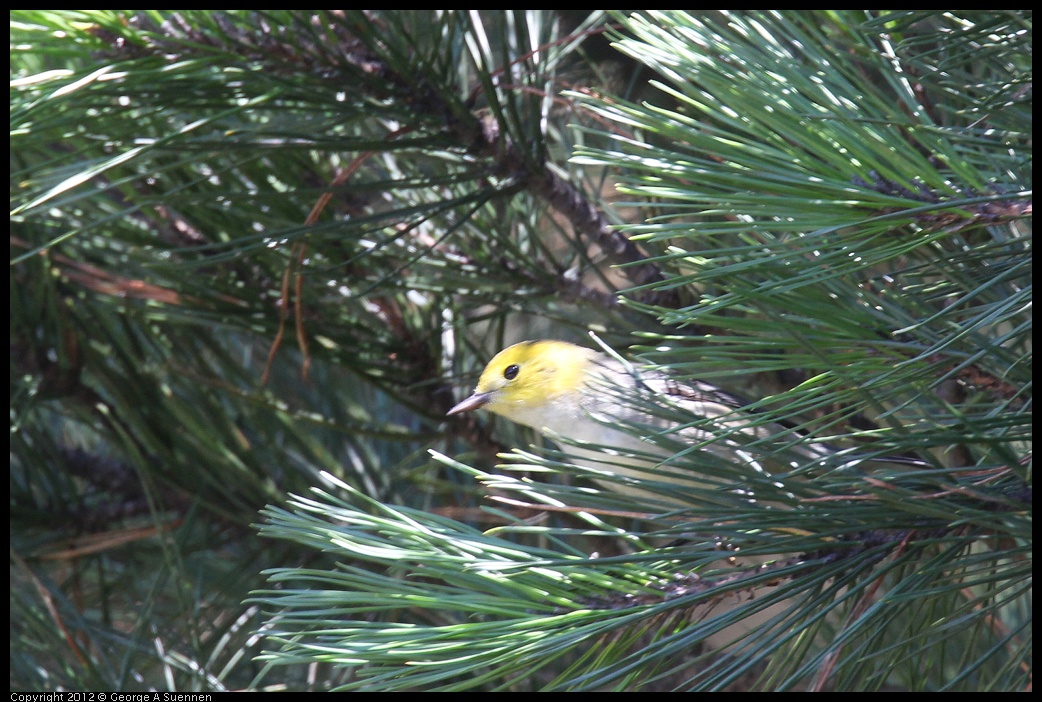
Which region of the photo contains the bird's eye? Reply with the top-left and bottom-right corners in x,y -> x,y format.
504,364 -> 519,380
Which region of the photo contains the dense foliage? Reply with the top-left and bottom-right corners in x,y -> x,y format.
11,10 -> 1030,691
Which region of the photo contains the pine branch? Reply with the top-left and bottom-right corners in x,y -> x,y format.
91,11 -> 677,306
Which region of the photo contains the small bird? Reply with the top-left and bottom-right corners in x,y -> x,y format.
448,339 -> 920,501
448,339 -> 930,648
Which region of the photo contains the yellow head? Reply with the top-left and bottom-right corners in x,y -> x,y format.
447,340 -> 600,430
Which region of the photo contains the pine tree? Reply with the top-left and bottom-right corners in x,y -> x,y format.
11,10 -> 1030,691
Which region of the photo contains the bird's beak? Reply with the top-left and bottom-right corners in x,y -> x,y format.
447,392 -> 492,416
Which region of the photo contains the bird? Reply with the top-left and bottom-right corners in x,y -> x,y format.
447,338 -> 923,504
446,339 -> 933,650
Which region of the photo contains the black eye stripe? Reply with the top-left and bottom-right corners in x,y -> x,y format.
504,364 -> 519,380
